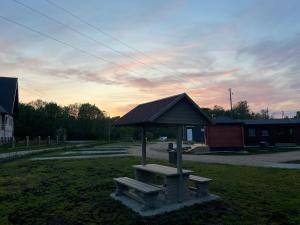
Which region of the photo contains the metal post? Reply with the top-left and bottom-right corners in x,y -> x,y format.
141,126 -> 146,165
176,125 -> 183,202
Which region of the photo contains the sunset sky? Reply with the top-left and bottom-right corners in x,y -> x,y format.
1,0 -> 300,117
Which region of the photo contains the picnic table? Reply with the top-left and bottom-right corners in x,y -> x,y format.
133,164 -> 192,202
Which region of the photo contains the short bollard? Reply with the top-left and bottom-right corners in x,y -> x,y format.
56,135 -> 59,145
26,136 -> 29,148
47,136 -> 51,145
38,136 -> 41,146
12,137 -> 16,148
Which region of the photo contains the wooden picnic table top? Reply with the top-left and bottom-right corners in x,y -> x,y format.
133,164 -> 192,176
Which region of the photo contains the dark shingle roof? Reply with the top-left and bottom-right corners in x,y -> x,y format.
213,117 -> 300,125
213,116 -> 243,124
114,93 -> 211,126
242,119 -> 300,125
0,104 -> 8,114
0,77 -> 18,116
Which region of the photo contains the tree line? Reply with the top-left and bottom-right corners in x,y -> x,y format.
14,100 -> 299,141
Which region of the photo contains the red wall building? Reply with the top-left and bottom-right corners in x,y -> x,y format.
205,122 -> 244,151
205,118 -> 300,151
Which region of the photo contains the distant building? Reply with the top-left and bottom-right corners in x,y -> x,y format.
0,77 -> 19,143
205,117 -> 300,150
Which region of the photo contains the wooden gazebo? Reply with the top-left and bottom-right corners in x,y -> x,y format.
112,93 -> 217,216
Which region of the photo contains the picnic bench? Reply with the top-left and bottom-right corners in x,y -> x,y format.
189,175 -> 212,197
133,164 -> 192,202
114,177 -> 162,210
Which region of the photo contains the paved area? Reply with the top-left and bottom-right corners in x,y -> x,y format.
0,143 -> 95,162
61,150 -> 128,155
269,163 -> 300,169
128,142 -> 300,168
31,154 -> 129,161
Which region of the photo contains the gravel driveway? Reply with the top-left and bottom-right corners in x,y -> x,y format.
128,142 -> 300,168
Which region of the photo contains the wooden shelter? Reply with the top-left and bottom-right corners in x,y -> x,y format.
113,93 -> 214,211
114,92 -> 211,167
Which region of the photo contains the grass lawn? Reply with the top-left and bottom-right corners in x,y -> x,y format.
0,156 -> 299,225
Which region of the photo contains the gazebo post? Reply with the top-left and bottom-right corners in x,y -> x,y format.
176,125 -> 183,202
141,125 -> 146,165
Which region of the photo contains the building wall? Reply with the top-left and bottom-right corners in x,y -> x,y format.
156,98 -> 207,125
294,127 -> 300,145
205,124 -> 244,150
0,114 -> 14,142
244,124 -> 300,145
183,125 -> 205,143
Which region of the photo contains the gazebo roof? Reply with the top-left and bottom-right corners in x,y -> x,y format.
114,93 -> 212,126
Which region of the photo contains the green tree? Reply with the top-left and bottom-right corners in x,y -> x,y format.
233,101 -> 251,119
78,103 -> 104,120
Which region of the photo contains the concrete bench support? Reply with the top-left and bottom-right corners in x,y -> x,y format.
114,177 -> 161,210
189,175 -> 212,197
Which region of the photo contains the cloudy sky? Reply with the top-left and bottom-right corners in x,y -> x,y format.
1,0 -> 300,117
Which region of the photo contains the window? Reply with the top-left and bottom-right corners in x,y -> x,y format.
248,128 -> 256,137
261,130 -> 269,136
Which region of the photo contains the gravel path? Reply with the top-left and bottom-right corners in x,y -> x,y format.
128,143 -> 300,168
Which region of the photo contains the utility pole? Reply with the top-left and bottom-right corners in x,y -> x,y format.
103,110 -> 111,143
229,88 -> 233,118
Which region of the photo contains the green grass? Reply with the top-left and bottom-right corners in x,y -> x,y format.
0,156 -> 299,225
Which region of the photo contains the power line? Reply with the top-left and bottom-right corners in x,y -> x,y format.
20,86 -> 45,99
12,0 -> 168,75
0,15 -> 148,77
45,0 -> 176,73
12,0 -> 201,86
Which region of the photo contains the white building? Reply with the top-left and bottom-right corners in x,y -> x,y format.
0,77 -> 19,143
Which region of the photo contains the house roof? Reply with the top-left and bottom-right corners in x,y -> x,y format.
0,104 -> 8,114
242,119 -> 300,125
114,93 -> 212,126
213,117 -> 300,125
213,116 -> 243,124
0,77 -> 19,116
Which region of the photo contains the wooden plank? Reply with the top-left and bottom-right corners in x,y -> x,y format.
133,164 -> 192,176
114,177 -> 161,193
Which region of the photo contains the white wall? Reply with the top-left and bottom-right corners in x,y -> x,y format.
0,114 -> 14,141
